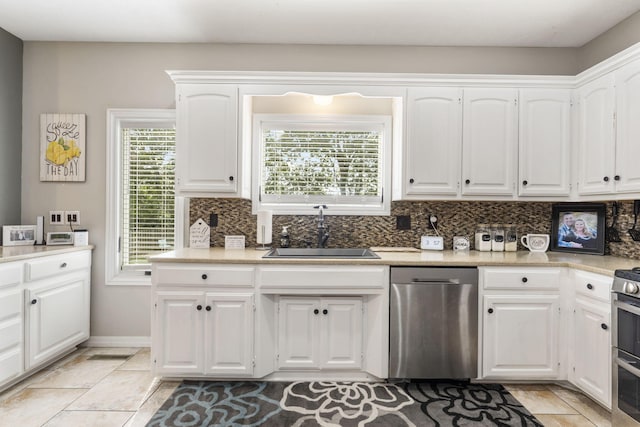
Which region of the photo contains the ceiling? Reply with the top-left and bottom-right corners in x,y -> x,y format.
1,0 -> 640,47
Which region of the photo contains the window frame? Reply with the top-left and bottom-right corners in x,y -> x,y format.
251,113 -> 392,216
105,109 -> 182,286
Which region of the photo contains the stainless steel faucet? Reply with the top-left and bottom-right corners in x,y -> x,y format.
314,205 -> 329,248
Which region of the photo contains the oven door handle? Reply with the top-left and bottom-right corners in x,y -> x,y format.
617,354 -> 640,378
614,299 -> 640,317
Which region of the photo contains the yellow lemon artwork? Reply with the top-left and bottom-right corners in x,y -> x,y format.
45,137 -> 82,166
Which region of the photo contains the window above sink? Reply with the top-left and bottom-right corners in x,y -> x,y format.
243,88 -> 402,216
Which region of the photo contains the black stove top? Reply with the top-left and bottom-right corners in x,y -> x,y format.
615,268 -> 640,283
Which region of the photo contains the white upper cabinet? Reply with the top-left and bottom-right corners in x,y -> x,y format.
576,74 -> 616,195
614,59 -> 640,194
175,84 -> 239,196
462,88 -> 518,196
576,59 -> 640,196
404,88 -> 462,196
518,89 -> 571,196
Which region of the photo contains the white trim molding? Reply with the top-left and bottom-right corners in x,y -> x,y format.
167,41 -> 640,89
105,108 -> 178,286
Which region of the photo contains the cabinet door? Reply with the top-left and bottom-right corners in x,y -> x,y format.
278,297 -> 320,369
405,88 -> 462,196
204,293 -> 254,376
462,88 -> 517,196
615,59 -> 640,193
320,298 -> 363,370
0,289 -> 22,386
176,84 -> 238,196
572,298 -> 611,408
482,294 -> 560,379
576,74 -> 616,195
155,292 -> 204,375
518,89 -> 571,196
26,272 -> 89,369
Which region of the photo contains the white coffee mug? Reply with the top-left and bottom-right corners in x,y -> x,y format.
521,234 -> 550,252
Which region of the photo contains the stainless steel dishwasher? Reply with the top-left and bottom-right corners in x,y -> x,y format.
389,267 -> 478,379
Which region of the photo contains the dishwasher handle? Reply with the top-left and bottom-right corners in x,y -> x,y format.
404,278 -> 461,285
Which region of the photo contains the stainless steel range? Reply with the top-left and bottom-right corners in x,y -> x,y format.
613,267 -> 640,426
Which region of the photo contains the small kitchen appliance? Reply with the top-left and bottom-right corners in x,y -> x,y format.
612,267 -> 640,426
46,231 -> 74,245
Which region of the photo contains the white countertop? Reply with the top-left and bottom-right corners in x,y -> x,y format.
0,245 -> 94,263
149,247 -> 640,277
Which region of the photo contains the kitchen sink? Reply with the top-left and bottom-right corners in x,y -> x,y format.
262,247 -> 380,259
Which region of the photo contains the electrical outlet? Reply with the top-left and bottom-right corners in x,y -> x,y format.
49,210 -> 65,225
65,210 -> 80,225
396,215 -> 411,230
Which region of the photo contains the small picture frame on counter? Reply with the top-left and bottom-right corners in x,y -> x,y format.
2,225 -> 37,246
550,203 -> 605,255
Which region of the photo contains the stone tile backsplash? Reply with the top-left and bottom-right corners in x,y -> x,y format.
189,198 -> 640,261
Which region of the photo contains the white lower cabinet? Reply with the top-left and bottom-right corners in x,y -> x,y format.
205,294 -> 254,375
482,294 -> 560,379
480,266 -> 613,408
572,298 -> 610,406
569,270 -> 612,408
277,296 -> 363,370
155,291 -> 254,376
26,271 -> 90,369
0,249 -> 92,392
24,251 -> 91,371
151,263 -> 389,380
155,292 -> 203,374
0,262 -> 23,386
480,267 -> 561,380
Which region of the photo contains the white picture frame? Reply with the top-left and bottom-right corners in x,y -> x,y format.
3,225 -> 37,246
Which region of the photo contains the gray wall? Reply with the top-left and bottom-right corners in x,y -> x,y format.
580,10 -> 640,71
0,28 -> 22,230
19,37 -> 638,340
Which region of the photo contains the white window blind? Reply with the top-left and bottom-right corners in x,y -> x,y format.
255,115 -> 390,214
121,127 -> 175,267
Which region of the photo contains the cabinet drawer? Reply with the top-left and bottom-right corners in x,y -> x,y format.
0,291 -> 21,352
0,263 -> 21,289
258,265 -> 388,290
574,270 -> 611,303
0,319 -> 21,351
25,251 -> 91,282
155,264 -> 255,287
0,291 -> 21,321
482,267 -> 561,290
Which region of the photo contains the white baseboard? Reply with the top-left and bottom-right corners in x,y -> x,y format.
83,336 -> 151,348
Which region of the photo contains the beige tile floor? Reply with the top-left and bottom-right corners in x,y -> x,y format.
0,347 -> 611,427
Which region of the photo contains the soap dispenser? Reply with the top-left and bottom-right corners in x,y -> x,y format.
280,226 -> 290,248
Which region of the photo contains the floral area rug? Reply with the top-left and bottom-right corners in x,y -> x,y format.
146,380 -> 543,426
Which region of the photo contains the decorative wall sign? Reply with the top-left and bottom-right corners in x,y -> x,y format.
189,218 -> 210,248
40,113 -> 86,182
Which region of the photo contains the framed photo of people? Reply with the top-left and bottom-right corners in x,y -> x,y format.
551,203 -> 606,255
